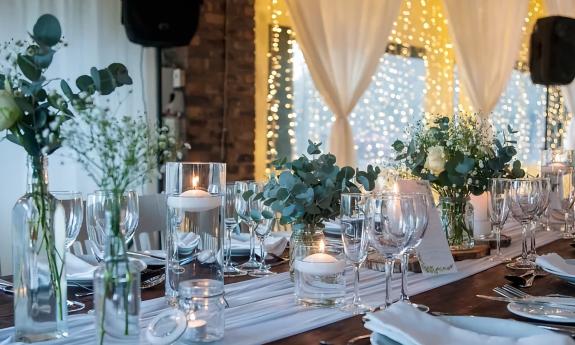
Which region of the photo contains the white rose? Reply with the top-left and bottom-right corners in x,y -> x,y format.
0,90 -> 21,131
424,145 -> 446,175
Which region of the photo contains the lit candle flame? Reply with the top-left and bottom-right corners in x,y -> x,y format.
192,176 -> 199,189
319,240 -> 325,253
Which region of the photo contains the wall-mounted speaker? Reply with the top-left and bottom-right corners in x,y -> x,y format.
122,0 -> 203,47
530,16 -> 575,85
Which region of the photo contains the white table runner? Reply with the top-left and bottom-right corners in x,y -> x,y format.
0,226 -> 562,344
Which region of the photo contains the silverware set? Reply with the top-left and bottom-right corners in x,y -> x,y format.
0,279 -> 86,313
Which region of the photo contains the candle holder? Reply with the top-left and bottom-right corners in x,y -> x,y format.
294,242 -> 346,307
179,279 -> 225,342
164,162 -> 226,306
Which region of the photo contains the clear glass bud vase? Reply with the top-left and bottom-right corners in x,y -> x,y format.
12,155 -> 67,342
93,192 -> 140,345
439,195 -> 475,250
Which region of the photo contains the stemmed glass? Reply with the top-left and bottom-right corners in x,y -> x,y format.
528,178 -> 550,261
51,191 -> 84,249
235,181 -> 262,271
223,183 -> 246,277
556,167 -> 575,238
86,190 -> 139,259
487,178 -> 512,262
368,193 -> 416,308
398,193 -> 429,311
508,179 -> 541,270
249,188 -> 276,278
340,193 -> 373,314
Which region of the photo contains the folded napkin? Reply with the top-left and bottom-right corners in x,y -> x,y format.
230,235 -> 288,257
66,253 -> 98,280
536,253 -> 575,276
178,232 -> 200,250
364,302 -> 574,345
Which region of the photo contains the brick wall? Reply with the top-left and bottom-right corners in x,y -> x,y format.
185,0 -> 255,181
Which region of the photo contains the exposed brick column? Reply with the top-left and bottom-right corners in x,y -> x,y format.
185,0 -> 255,181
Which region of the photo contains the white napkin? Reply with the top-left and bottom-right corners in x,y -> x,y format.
536,253 -> 575,276
364,302 -> 574,345
178,232 -> 200,251
66,253 -> 98,280
230,236 -> 288,257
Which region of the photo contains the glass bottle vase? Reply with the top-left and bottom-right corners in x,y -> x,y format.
93,192 -> 140,345
12,155 -> 67,342
438,195 -> 475,250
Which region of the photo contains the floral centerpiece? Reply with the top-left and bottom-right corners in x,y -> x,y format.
64,105 -> 180,343
256,141 -> 380,275
1,14 -> 132,342
392,115 -> 525,249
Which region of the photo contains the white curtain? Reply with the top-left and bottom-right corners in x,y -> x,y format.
0,0 -> 157,274
546,0 -> 575,149
443,0 -> 529,116
285,0 -> 401,167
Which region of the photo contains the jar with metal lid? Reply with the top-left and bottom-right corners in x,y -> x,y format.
179,279 -> 225,342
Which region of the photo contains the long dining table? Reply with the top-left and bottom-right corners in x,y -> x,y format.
0,237 -> 573,344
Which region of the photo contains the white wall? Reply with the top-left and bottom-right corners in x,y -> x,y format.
0,0 -> 158,274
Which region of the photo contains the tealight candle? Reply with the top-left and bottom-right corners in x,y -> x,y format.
184,319 -> 207,340
167,190 -> 221,212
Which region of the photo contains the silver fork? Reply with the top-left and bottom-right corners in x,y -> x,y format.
499,284 -> 572,299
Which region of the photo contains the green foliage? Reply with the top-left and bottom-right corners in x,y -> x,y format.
393,114 -> 525,197
259,141 -> 380,231
1,14 -> 132,158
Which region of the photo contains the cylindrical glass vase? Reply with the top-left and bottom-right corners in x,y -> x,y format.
12,155 -> 67,342
289,226 -> 325,280
164,162 -> 226,306
439,196 -> 475,250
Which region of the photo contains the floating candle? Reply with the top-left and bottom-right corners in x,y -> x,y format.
167,190 -> 222,212
295,252 -> 345,275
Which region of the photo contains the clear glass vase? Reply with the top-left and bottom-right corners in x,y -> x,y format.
289,226 -> 325,280
93,192 -> 140,344
12,155 -> 67,342
439,195 -> 475,250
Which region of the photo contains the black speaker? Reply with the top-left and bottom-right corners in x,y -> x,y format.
122,0 -> 203,47
530,16 -> 575,85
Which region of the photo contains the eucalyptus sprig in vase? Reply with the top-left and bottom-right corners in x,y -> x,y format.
64,105 -> 180,343
257,141 -> 380,278
1,14 -> 132,342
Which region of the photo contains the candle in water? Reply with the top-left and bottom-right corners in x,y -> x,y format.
295,249 -> 345,275
167,188 -> 221,212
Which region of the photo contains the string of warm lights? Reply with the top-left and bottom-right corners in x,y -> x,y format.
266,0 -> 569,170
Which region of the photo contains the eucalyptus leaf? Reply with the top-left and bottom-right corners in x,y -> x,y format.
32,14 -> 62,47
17,55 -> 41,81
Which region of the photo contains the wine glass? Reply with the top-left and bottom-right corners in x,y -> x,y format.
508,179 -> 541,270
86,190 -> 139,259
51,191 -> 84,249
556,168 -> 575,238
398,193 -> 429,311
528,178 -> 550,261
249,186 -> 276,278
369,193 -> 416,308
487,178 -> 512,262
235,181 -> 261,270
340,193 -> 373,314
224,183 -> 246,277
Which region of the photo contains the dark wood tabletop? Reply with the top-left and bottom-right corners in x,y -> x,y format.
0,239 -> 573,344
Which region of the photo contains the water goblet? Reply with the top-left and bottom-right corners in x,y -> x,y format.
249,194 -> 276,278
223,183 -> 246,277
507,179 -> 541,270
528,178 -> 550,261
340,193 -> 373,314
86,190 -> 139,259
369,193 -> 416,308
398,193 -> 429,312
235,181 -> 260,270
487,178 -> 512,262
51,191 -> 84,249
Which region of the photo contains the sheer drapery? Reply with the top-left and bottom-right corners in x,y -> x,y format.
443,0 -> 528,117
285,0 -> 401,166
546,0 -> 575,148
0,0 -> 157,274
